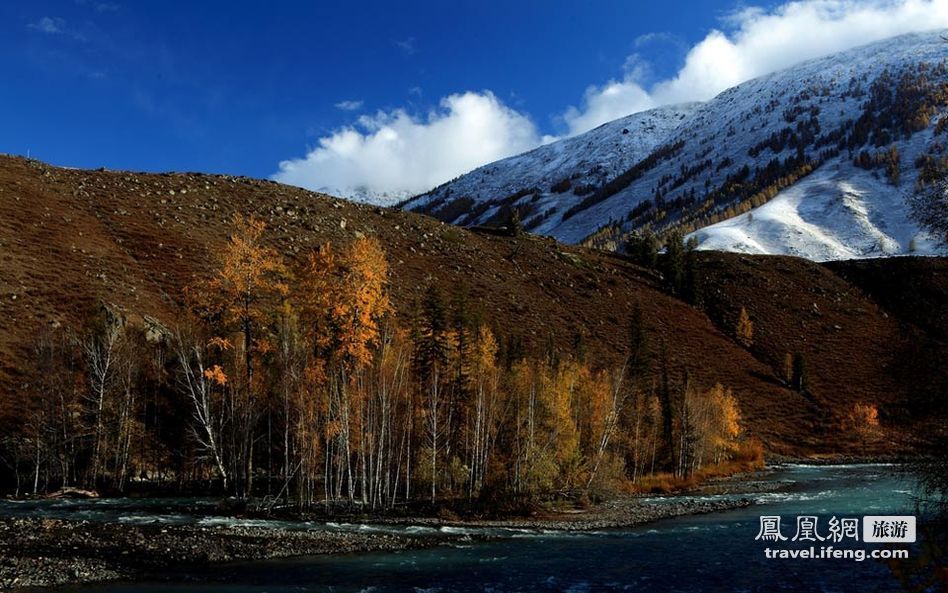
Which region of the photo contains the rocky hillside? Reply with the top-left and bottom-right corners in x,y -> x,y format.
403,31 -> 948,261
0,155 -> 946,455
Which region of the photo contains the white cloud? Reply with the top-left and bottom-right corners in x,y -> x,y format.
395,37 -> 417,56
273,91 -> 541,201
75,0 -> 121,12
334,99 -> 364,111
28,16 -> 65,34
564,0 -> 948,134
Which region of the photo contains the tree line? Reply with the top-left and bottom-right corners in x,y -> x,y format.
0,216 -> 757,509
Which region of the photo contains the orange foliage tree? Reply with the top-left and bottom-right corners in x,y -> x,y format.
186,214 -> 289,498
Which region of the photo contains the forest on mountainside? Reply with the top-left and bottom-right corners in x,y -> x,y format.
0,215 -> 760,509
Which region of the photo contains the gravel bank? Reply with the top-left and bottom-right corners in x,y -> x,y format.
0,518 -> 444,590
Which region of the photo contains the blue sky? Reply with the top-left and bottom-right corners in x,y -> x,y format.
2,0 -> 945,199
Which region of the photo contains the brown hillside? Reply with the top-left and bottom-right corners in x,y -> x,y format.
0,155 -> 944,456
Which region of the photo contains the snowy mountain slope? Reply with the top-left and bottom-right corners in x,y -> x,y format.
318,187 -> 411,207
402,104 -> 699,228
404,30 -> 948,261
688,158 -> 941,261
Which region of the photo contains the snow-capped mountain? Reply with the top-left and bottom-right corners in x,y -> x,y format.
402,104 -> 699,227
402,30 -> 948,261
315,186 -> 411,207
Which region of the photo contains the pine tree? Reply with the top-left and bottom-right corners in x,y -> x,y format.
662,231 -> 686,293
791,353 -> 808,393
508,207 -> 524,237
910,178 -> 948,246
571,330 -> 588,364
413,285 -> 450,391
627,302 -> 650,381
626,231 -> 658,268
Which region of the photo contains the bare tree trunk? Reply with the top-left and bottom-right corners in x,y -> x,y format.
174,331 -> 229,491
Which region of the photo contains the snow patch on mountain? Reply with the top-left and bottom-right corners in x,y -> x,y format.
688,161 -> 940,261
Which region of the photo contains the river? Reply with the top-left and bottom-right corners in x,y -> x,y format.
3,464 -> 931,592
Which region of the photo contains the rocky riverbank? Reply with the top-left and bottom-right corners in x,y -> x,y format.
0,517 -> 446,590
0,492 -> 758,591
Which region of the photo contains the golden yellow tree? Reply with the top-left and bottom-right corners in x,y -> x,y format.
686,383 -> 742,471
187,214 -> 289,498
469,325 -> 502,497
296,237 -> 392,503
736,306 -> 754,348
333,237 -> 392,370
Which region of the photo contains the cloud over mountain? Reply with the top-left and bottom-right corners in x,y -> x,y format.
565,0 -> 948,134
273,91 -> 542,201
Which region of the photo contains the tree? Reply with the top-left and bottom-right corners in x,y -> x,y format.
627,302 -> 650,381
318,237 -> 392,504
413,285 -> 450,390
683,383 -> 742,474
173,325 -> 229,490
661,231 -> 701,303
468,325 -> 502,498
656,343 -> 675,472
585,365 -> 627,491
186,214 -> 289,498
295,243 -> 338,506
844,402 -> 880,447
791,353 -> 808,393
662,230 -> 686,293
626,231 -> 658,268
508,207 -> 524,237
782,352 -> 794,386
331,237 -> 392,370
78,309 -> 124,488
735,306 -> 754,348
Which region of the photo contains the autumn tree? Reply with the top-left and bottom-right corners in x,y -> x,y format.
844,402 -> 880,447
294,243 -> 338,506
186,214 -> 289,498
735,306 -> 754,348
468,325 -> 503,498
173,324 -> 229,490
333,236 -> 393,503
782,352 -> 794,386
297,237 -> 393,504
585,365 -> 628,492
331,237 -> 392,370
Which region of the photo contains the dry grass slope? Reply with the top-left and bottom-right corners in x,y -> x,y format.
1,155 -> 945,456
